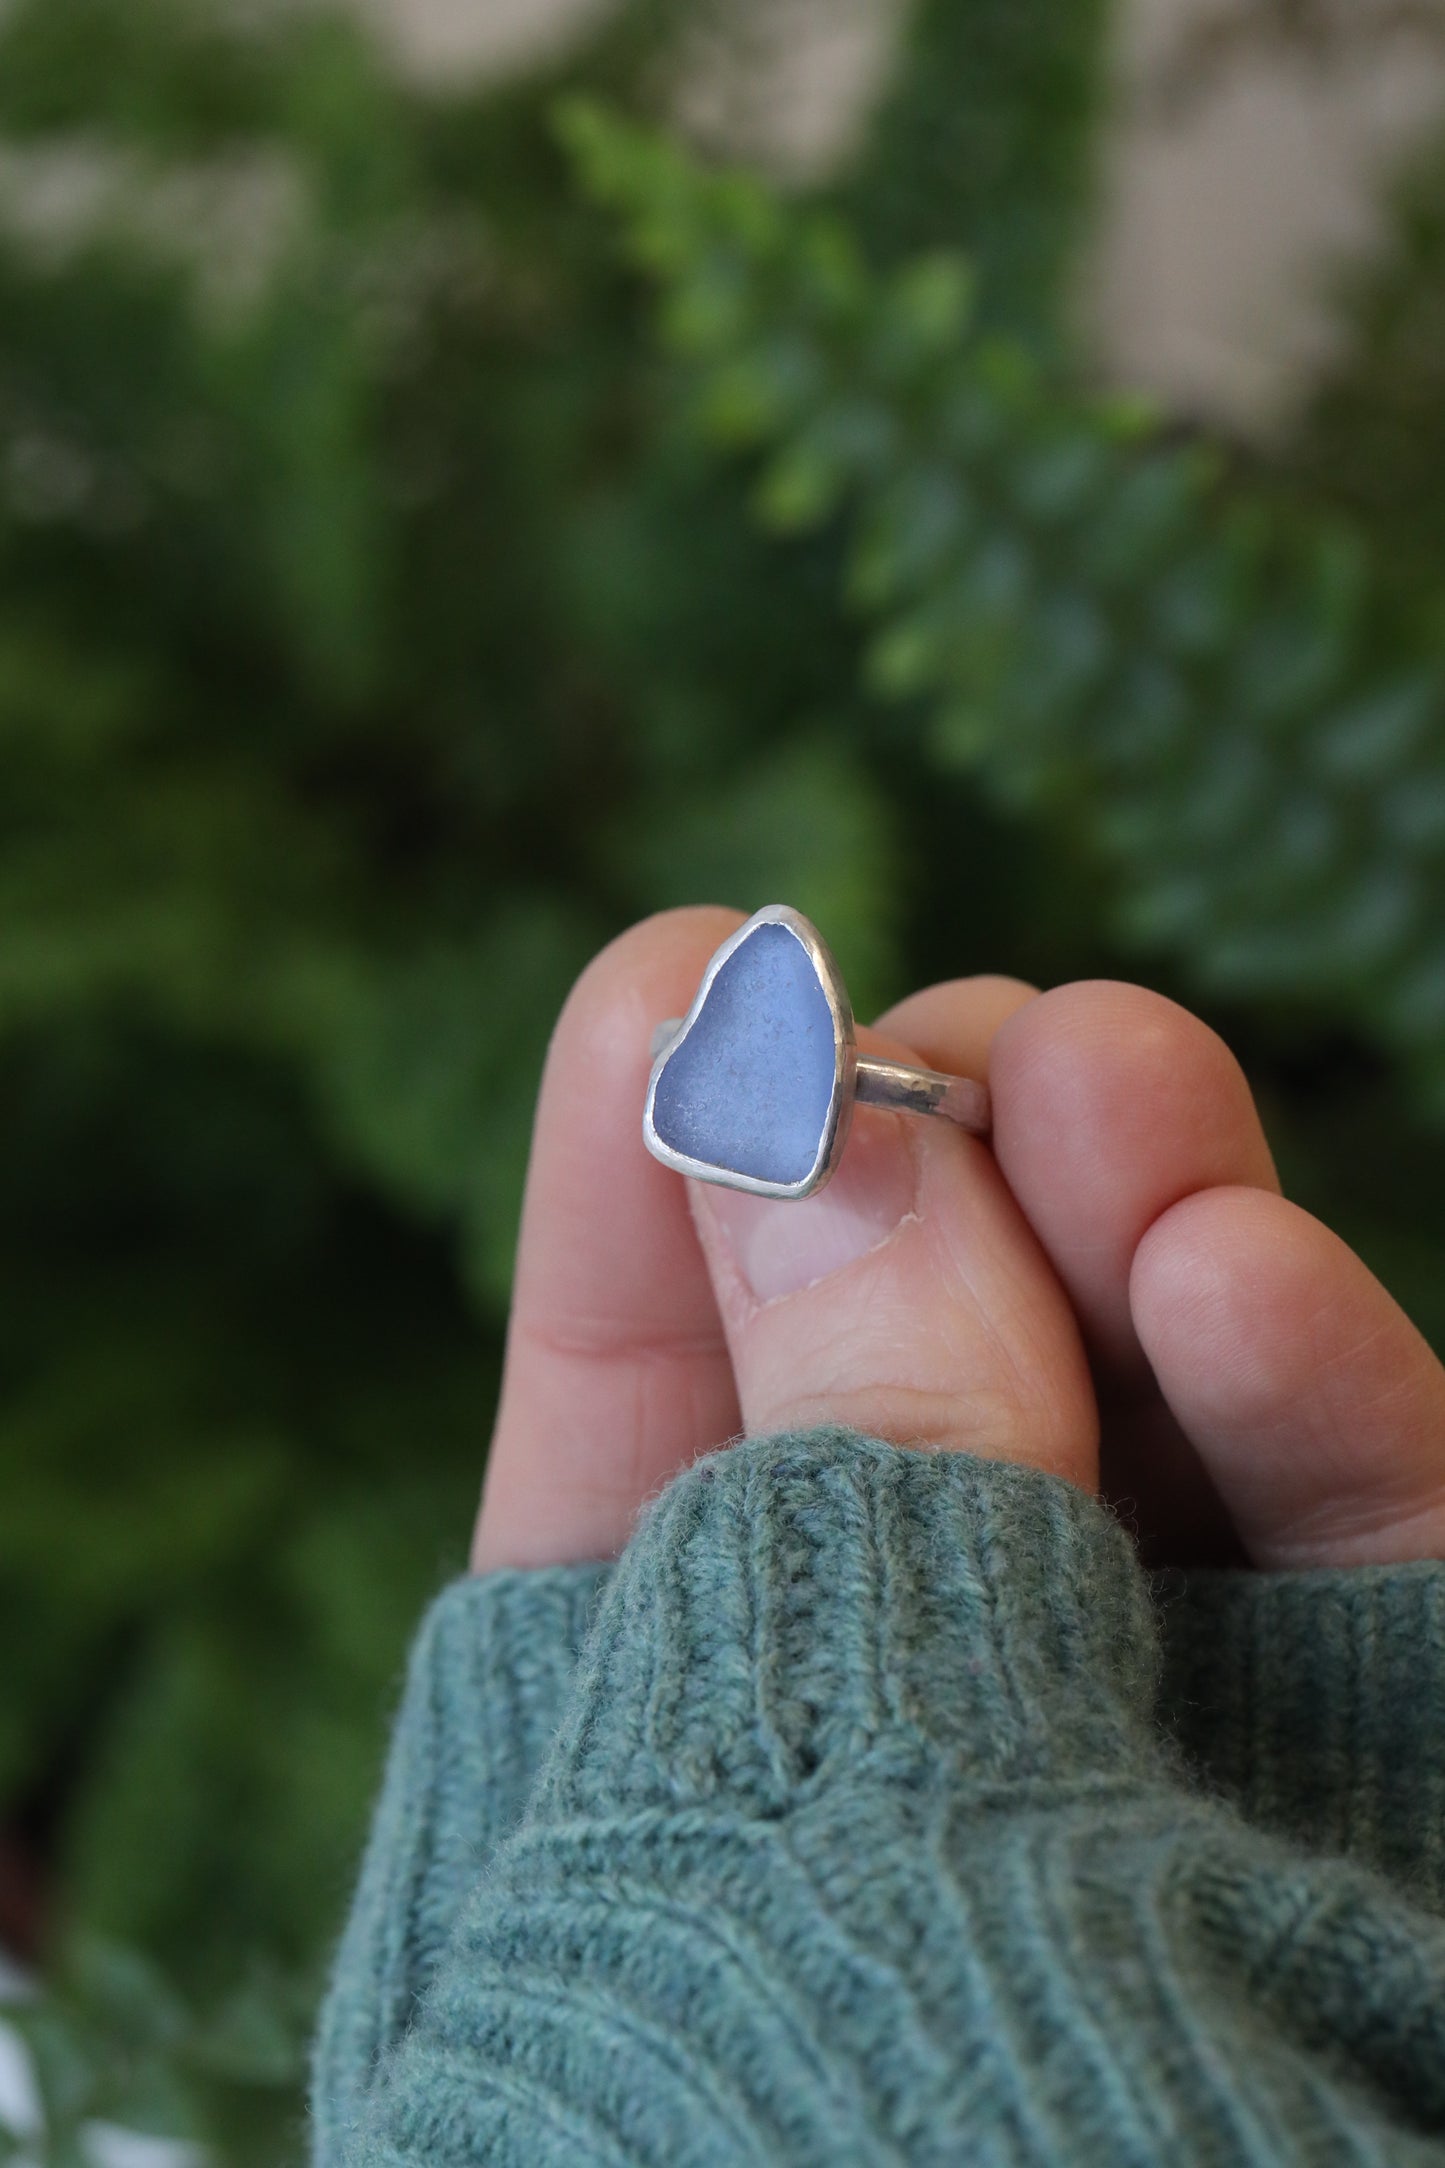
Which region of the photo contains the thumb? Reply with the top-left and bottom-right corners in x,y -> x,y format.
687,1018 -> 1097,1487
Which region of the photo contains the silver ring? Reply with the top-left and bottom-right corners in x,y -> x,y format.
643,903 -> 991,1201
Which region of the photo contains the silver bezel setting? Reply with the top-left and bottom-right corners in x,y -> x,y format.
642,903 -> 857,1200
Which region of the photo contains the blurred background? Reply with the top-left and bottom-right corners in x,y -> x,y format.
4,0 -> 1445,2156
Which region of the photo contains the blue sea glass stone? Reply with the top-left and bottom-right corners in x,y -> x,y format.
651,922 -> 839,1186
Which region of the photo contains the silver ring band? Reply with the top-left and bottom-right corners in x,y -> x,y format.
853,1053 -> 991,1134
644,905 -> 992,1201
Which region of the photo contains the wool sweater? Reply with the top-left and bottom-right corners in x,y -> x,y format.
311,1426 -> 1445,2165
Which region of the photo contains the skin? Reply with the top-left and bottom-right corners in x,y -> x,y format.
473,907 -> 1445,1576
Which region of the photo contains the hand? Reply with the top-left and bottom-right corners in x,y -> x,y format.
473,908 -> 1445,1574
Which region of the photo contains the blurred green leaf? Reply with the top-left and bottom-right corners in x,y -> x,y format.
568,103 -> 1445,1064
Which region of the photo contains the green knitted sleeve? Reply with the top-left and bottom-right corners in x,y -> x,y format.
310,1559 -> 612,2166
1158,1563 -> 1445,1909
317,1428 -> 1445,2167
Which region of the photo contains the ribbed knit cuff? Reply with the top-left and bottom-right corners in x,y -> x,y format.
1158,1562 -> 1445,1907
533,1428 -> 1165,1822
312,1562 -> 611,2165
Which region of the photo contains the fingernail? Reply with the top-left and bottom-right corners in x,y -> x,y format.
691,1113 -> 919,1303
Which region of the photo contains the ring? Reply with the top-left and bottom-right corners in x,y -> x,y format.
643,903 -> 991,1200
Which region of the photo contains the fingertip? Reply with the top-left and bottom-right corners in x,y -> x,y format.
1131,1186 -> 1445,1565
988,980 -> 1279,1379
992,980 -> 1275,1183
512,904 -> 745,1274
476,905 -> 746,1572
1129,1187 -> 1310,1412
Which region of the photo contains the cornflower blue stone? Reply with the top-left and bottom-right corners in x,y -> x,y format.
650,921 -> 840,1186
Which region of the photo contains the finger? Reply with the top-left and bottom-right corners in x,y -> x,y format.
687,987 -> 1098,1488
473,907 -> 745,1572
986,981 -> 1281,1391
975,981 -> 1280,1556
1132,1186 -> 1445,1566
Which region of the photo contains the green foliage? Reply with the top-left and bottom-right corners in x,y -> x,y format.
0,1939 -> 307,2162
563,100 -> 1445,1104
2,0 -> 1445,2160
